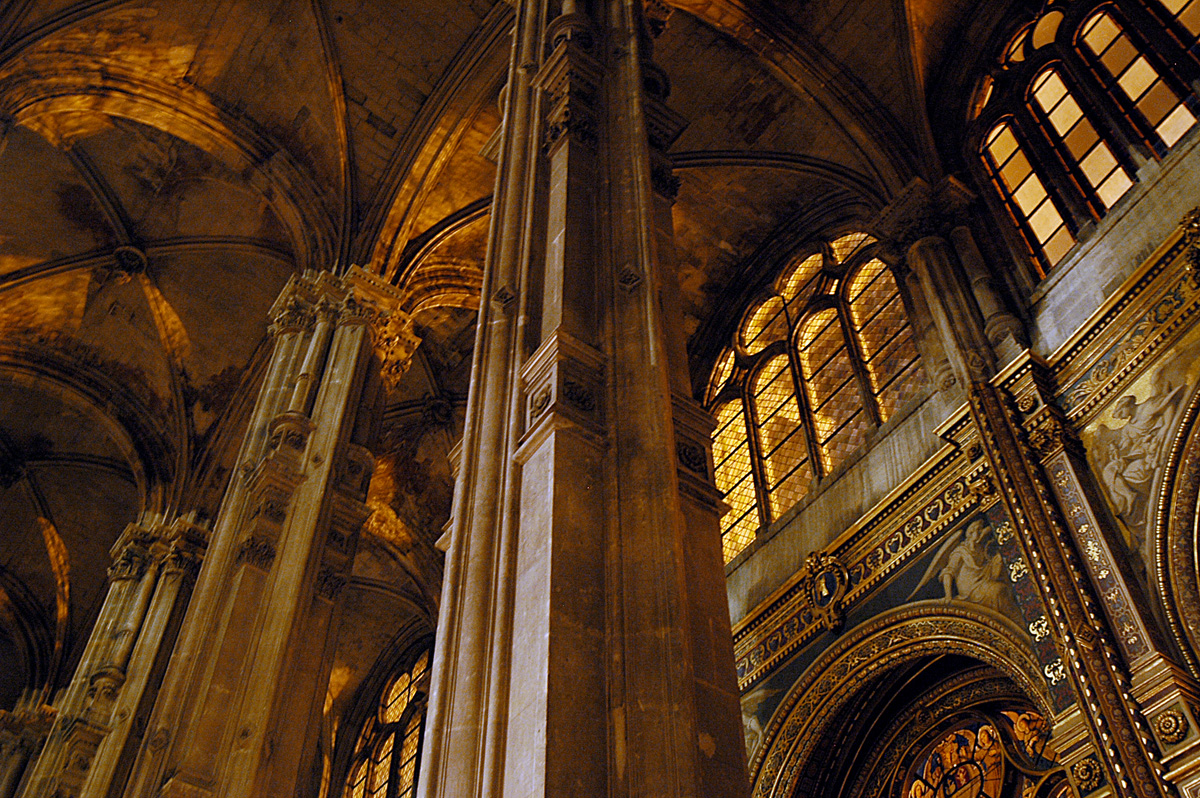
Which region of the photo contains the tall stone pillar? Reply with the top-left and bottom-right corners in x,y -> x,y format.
876,177 -> 1027,390
120,270 -> 416,798
18,517 -> 205,798
418,3 -> 748,798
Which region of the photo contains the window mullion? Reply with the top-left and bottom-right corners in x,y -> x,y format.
1057,51 -> 1153,173
740,374 -> 774,529
837,298 -> 882,428
1012,107 -> 1097,229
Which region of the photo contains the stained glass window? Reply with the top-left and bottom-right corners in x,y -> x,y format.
982,121 -> 1075,273
707,234 -> 925,563
907,722 -> 1004,798
974,1 -> 1200,281
1080,10 -> 1196,148
345,650 -> 430,798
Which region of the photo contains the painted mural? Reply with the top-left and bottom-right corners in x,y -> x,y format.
739,504 -> 1035,761
1082,322 -> 1200,580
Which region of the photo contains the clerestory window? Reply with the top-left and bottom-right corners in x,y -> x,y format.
708,232 -> 925,563
345,649 -> 430,798
971,0 -> 1200,278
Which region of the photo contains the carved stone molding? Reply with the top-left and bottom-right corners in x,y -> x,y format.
234,535 -> 276,570
749,605 -> 1051,798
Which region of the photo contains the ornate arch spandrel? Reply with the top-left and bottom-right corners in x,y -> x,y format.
750,604 -> 1051,798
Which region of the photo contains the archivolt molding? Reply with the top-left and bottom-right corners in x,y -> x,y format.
0,62 -> 335,271
751,604 -> 1050,798
1156,386 -> 1200,676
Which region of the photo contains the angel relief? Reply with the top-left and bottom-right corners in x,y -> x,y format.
909,519 -> 1021,622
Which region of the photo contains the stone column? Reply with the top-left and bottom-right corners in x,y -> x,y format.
418,3 -> 748,798
16,517 -> 205,798
120,270 -> 416,798
875,178 -> 1025,391
0,707 -> 53,798
968,375 -> 1174,798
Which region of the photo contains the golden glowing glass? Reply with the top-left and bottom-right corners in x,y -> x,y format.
1082,10 -> 1196,147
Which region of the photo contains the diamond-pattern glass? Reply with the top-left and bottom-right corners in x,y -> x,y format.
707,348 -> 736,404
722,505 -> 758,562
821,408 -> 867,473
811,373 -> 859,443
779,253 -> 823,300
830,232 -> 875,263
370,734 -> 393,798
713,402 -> 758,562
768,456 -> 812,516
798,309 -> 842,374
741,296 -> 788,354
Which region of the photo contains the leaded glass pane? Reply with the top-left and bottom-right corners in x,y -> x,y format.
751,356 -> 810,516
740,296 -> 788,354
1032,68 -> 1132,209
1081,11 -> 1196,148
907,722 -> 1003,798
713,402 -> 758,562
830,232 -> 875,263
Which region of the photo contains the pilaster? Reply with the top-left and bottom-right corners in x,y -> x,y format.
968,375 -> 1172,798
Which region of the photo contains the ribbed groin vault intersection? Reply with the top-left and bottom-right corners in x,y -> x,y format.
7,1 -> 1200,797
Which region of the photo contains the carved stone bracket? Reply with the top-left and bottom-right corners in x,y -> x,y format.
520,330 -> 605,440
535,30 -> 601,156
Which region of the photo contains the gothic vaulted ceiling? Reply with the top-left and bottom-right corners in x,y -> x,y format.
0,0 -> 1001,705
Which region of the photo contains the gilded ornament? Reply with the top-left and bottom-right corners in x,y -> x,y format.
1071,756 -> 1104,792
1154,707 -> 1189,744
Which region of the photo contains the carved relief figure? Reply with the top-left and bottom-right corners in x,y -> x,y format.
909,519 -> 1020,621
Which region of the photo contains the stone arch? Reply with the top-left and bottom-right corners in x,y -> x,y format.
1154,385 -> 1200,675
751,603 -> 1050,798
0,344 -> 171,515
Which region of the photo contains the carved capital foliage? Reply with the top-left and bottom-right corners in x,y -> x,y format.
234,535 -> 276,570
873,177 -> 975,256
315,566 -> 347,601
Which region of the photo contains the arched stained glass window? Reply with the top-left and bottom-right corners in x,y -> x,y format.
971,0 -> 1200,281
706,233 -> 925,563
345,650 -> 430,798
902,709 -> 1065,798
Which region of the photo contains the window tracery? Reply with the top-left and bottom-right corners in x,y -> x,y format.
345,650 -> 430,798
708,233 -> 924,562
971,0 -> 1200,277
